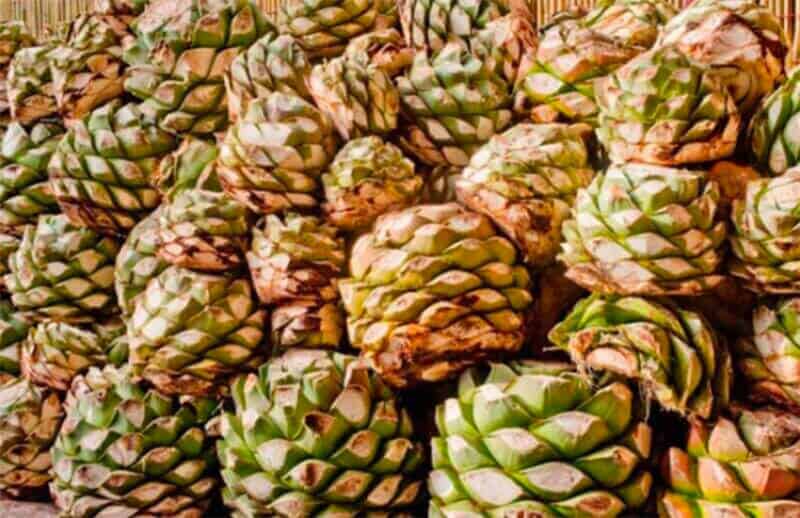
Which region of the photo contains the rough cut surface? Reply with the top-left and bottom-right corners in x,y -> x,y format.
0,500 -> 56,517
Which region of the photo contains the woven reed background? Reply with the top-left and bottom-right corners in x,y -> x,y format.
1,0 -> 799,60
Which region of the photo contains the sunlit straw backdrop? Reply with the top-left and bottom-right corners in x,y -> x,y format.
1,0 -> 799,61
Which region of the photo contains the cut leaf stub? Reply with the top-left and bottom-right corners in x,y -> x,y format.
750,67 -> 800,177
658,0 -> 786,117
219,92 -> 337,214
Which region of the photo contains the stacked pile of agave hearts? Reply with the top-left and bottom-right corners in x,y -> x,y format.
0,0 -> 799,516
